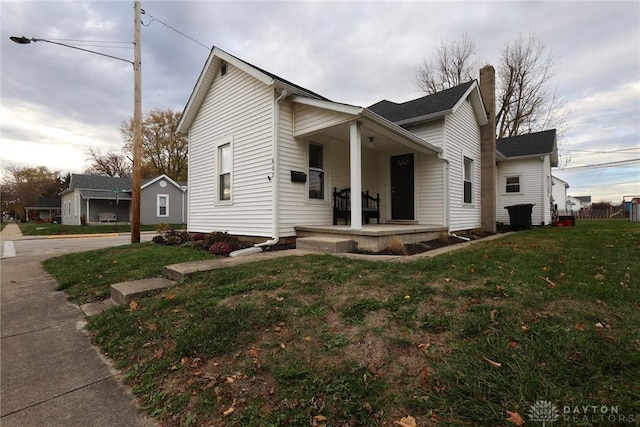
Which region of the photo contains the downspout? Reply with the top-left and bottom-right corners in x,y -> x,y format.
232,89 -> 288,256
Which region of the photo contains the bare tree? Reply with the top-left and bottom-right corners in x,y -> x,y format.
121,109 -> 188,181
415,32 -> 568,138
496,33 -> 567,138
84,146 -> 132,177
415,33 -> 478,94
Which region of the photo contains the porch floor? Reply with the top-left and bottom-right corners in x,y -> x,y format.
294,223 -> 448,252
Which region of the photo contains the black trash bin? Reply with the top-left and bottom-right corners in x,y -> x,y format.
504,204 -> 535,230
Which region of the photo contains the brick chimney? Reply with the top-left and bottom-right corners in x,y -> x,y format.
479,65 -> 497,233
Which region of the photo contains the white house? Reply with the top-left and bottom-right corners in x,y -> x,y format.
177,47 -> 495,249
496,129 -> 558,226
630,198 -> 640,222
551,176 -> 570,211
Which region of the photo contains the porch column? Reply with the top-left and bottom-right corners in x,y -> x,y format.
350,121 -> 362,230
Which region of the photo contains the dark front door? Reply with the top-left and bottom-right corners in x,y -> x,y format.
391,153 -> 415,220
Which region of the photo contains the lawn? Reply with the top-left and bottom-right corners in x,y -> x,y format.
45,220 -> 640,426
19,222 -> 185,236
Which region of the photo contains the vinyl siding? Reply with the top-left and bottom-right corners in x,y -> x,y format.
444,99 -> 482,231
293,104 -> 354,137
497,156 -> 553,226
279,101 -> 381,235
415,153 -> 444,225
187,63 -> 274,236
404,120 -> 444,149
140,181 -> 186,224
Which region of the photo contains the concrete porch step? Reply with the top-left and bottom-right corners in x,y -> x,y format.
110,277 -> 176,305
296,237 -> 356,253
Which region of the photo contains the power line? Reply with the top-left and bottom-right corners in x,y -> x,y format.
558,158 -> 640,171
141,10 -> 210,51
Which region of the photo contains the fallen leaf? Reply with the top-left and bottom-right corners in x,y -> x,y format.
276,297 -> 284,302
226,376 -> 235,383
509,341 -> 520,348
542,277 -> 556,288
154,348 -> 163,359
166,292 -> 176,300
521,324 -> 530,333
506,410 -> 525,425
394,416 -> 417,427
248,348 -> 261,358
483,356 -> 502,368
575,323 -> 585,331
147,323 -> 158,331
129,301 -> 139,311
304,336 -> 311,342
180,356 -> 189,366
482,252 -> 489,259
222,406 -> 234,417
404,295 -> 411,300
420,367 -> 429,386
444,277 -> 452,282
490,309 -> 498,321
594,273 -> 605,281
542,266 -> 550,272
193,369 -> 203,376
595,322 -> 604,329
470,267 -> 476,274
418,343 -> 431,352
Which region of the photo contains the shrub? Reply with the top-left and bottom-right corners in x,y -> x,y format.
209,242 -> 233,257
386,237 -> 408,255
204,231 -> 241,249
191,233 -> 206,241
156,223 -> 171,233
152,235 -> 166,244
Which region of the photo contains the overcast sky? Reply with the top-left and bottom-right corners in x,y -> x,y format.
1,0 -> 639,203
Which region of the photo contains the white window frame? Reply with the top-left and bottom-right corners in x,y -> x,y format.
157,194 -> 169,217
463,156 -> 474,205
505,176 -> 521,194
307,141 -> 327,202
215,136 -> 233,205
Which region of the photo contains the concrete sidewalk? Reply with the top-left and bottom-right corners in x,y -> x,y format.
0,234 -> 156,426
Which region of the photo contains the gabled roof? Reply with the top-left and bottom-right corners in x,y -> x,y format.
496,129 -> 558,166
25,196 -> 61,209
61,174 -> 132,195
141,174 -> 186,191
552,176 -> 570,188
367,81 -> 487,126
177,47 -> 329,135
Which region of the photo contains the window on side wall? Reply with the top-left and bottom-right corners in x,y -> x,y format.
218,142 -> 231,201
463,157 -> 473,204
157,195 -> 169,217
308,142 -> 325,200
506,176 -> 520,193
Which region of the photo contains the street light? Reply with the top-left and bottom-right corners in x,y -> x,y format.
10,1 -> 143,243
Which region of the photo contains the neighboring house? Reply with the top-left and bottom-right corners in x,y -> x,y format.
140,175 -> 188,225
551,176 -> 570,211
60,174 -> 187,225
177,47 -> 494,242
24,196 -> 62,223
566,195 -> 591,212
496,129 -> 558,226
630,198 -> 640,222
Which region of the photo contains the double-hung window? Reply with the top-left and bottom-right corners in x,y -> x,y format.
308,142 -> 324,200
506,176 -> 520,193
157,195 -> 169,217
218,143 -> 231,201
463,157 -> 473,204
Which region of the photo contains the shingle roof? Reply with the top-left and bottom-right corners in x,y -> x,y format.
70,174 -> 132,192
496,129 -> 557,158
79,190 -> 132,200
368,81 -> 476,123
37,196 -> 61,207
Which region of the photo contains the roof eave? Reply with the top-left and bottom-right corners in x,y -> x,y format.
362,109 -> 442,155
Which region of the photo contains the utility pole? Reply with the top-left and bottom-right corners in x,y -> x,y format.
131,0 -> 142,243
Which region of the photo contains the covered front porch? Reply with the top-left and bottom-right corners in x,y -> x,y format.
288,96 -> 447,236
295,223 -> 448,252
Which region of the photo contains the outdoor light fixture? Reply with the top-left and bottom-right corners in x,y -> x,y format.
9,1 -> 143,244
